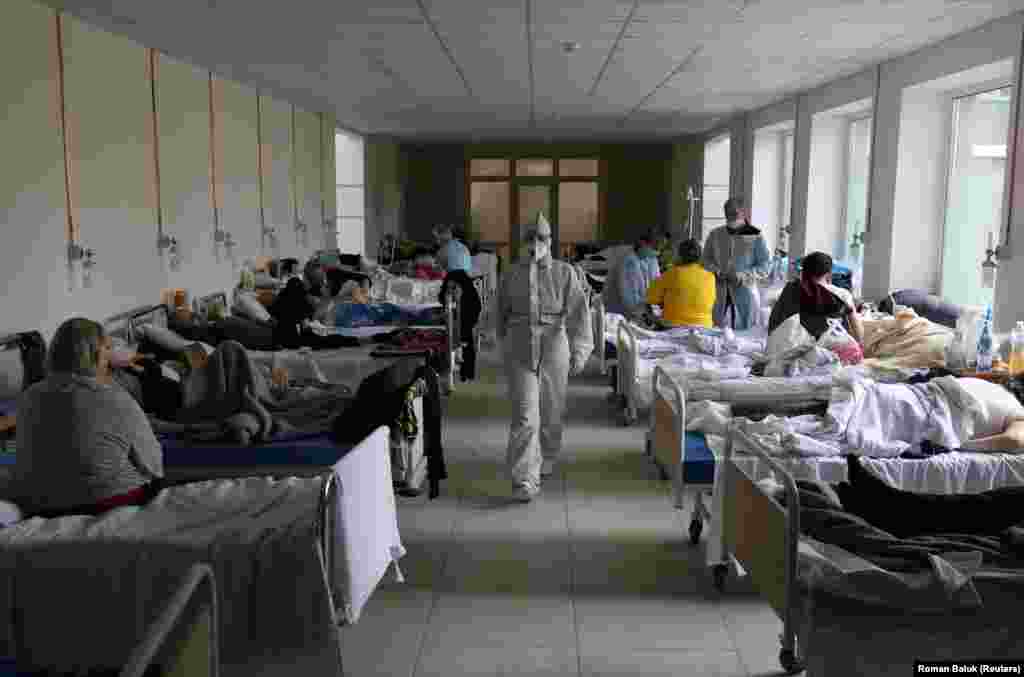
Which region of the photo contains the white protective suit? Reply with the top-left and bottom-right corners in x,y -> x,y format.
497,216 -> 594,494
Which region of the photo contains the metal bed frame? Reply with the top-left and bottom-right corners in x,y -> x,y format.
719,422 -> 809,675
120,563 -> 220,677
646,372 -> 804,673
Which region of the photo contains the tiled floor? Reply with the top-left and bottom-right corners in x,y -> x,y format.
339,350 -> 784,676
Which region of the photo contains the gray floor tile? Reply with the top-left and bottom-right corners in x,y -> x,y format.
338,588 -> 434,677
420,593 -> 578,649
415,644 -> 579,677
574,597 -> 734,654
581,649 -> 747,677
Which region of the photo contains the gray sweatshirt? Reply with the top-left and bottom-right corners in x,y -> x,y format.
13,373 -> 163,513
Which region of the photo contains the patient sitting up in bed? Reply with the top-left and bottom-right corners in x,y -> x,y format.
768,251 -> 864,345
11,318 -> 164,518
644,238 -> 717,328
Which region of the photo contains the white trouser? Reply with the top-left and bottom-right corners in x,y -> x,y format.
504,332 -> 570,491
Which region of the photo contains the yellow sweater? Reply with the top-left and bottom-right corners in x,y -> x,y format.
646,263 -> 717,328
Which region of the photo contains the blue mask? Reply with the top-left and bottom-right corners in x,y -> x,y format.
638,248 -> 657,260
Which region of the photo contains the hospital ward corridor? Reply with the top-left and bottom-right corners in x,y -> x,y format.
340,348 -> 776,677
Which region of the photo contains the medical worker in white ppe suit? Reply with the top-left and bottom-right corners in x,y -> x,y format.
497,214 -> 594,502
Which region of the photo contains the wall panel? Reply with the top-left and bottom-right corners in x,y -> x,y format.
293,106 -> 322,258
156,53 -> 228,297
62,13 -> 162,316
0,1 -> 70,337
214,77 -> 261,264
259,94 -> 294,258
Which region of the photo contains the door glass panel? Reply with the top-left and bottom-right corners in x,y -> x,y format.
516,158 -> 554,177
559,159 -> 599,177
558,182 -> 599,259
941,86 -> 1012,308
470,159 -> 510,177
470,181 -> 511,261
517,184 -> 553,259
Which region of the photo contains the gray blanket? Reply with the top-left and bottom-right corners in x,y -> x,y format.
780,481 -> 1024,611
149,342 -> 351,444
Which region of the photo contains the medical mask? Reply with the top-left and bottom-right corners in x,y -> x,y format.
638,247 -> 657,260
527,240 -> 550,263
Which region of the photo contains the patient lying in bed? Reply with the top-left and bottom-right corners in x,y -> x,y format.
730,375 -> 1024,458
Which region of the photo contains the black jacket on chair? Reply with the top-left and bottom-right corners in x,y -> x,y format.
439,270 -> 482,381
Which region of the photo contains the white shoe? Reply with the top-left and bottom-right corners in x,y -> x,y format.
541,460 -> 555,478
512,485 -> 538,503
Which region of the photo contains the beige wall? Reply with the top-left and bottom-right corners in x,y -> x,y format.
0,0 -> 336,340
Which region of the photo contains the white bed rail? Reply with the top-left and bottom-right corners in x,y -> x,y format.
616,320 -> 640,425
651,365 -> 687,510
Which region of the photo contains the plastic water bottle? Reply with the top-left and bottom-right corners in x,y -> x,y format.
945,329 -> 966,370
976,306 -> 994,373
1010,320 -> 1024,376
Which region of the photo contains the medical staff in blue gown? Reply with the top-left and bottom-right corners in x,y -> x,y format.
602,232 -> 661,321
702,196 -> 771,330
497,213 -> 593,502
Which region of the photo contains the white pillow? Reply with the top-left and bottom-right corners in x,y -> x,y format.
234,291 -> 273,323
0,348 -> 23,400
139,325 -> 193,354
0,500 -> 23,527
955,377 -> 1024,440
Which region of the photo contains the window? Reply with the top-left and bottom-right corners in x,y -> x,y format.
843,117 -> 872,262
702,134 -> 731,237
941,85 -> 1012,308
467,156 -> 601,261
335,129 -> 365,255
780,131 -> 794,251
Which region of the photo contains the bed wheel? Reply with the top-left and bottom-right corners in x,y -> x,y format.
688,519 -> 702,545
620,412 -> 634,427
778,648 -> 804,674
712,564 -> 728,592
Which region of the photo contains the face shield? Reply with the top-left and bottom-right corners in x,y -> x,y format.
524,231 -> 551,263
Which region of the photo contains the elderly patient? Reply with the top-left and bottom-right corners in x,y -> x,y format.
12,318 -> 164,517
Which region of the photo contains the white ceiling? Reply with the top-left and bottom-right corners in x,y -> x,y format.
42,0 -> 1024,140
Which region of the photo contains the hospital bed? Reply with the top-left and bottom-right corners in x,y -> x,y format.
0,562 -> 220,677
160,296 -> 436,493
219,275 -> 471,392
712,421 -> 1024,675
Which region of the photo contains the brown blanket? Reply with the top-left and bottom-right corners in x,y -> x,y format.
862,310 -> 952,370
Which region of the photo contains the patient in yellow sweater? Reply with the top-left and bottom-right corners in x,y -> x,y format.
645,238 -> 717,329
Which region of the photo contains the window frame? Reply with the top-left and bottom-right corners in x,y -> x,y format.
702,133 -> 732,237
838,114 -> 873,261
335,128 -> 365,254
937,79 -> 1014,298
778,130 -> 795,252
465,154 -> 604,260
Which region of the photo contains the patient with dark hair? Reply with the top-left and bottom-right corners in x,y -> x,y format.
768,250 -> 864,344
12,318 -> 164,517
